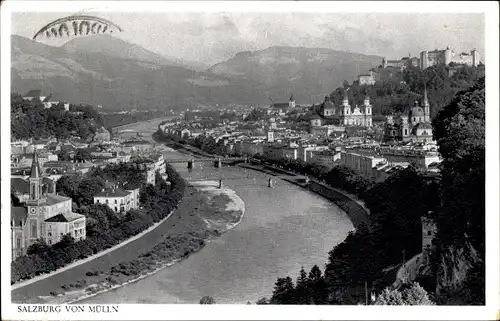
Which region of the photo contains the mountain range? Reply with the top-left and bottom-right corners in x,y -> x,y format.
11,34 -> 382,111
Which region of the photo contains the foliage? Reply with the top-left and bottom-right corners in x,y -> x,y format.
431,77 -> 485,304
26,239 -> 50,256
10,93 -> 103,140
374,283 -> 435,305
199,296 -> 216,304
56,175 -> 106,207
329,64 -> 484,117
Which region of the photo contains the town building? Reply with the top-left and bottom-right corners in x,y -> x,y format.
339,150 -> 386,179
384,90 -> 433,143
93,186 -> 140,213
309,150 -> 342,169
11,152 -> 86,261
420,47 -> 480,69
270,94 -> 295,114
382,55 -> 420,70
357,70 -> 377,85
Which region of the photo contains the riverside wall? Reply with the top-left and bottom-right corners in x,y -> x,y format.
306,181 -> 370,229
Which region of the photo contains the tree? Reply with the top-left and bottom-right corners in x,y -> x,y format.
270,276 -> 295,304
75,149 -> 92,162
26,239 -> 50,256
373,288 -> 405,305
431,77 -> 485,304
256,297 -> 269,305
374,283 -> 435,305
294,266 -> 310,304
307,265 -> 327,304
199,296 -> 216,304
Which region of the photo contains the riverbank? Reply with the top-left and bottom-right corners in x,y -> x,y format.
12,183 -> 245,304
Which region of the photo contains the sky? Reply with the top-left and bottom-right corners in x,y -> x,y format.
12,11 -> 485,66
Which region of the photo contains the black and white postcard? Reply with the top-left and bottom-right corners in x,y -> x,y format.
1,1 -> 498,320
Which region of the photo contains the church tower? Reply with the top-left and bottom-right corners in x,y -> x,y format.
363,94 -> 373,127
27,151 -> 45,205
423,88 -> 430,123
342,91 -> 351,115
289,93 -> 296,108
363,94 -> 372,115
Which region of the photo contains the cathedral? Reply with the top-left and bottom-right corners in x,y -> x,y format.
11,151 -> 86,261
316,92 -> 373,127
384,90 -> 433,143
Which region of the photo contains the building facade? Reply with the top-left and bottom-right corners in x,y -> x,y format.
420,47 -> 480,69
339,93 -> 373,127
93,186 -> 140,213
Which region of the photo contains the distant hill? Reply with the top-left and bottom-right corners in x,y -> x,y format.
209,46 -> 383,103
62,35 -> 179,67
11,35 -> 382,110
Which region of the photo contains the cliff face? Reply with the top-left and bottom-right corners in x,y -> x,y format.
435,241 -> 483,305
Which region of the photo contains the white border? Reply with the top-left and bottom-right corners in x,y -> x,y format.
1,1 -> 498,320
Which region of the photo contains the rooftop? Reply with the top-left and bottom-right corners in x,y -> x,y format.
94,187 -> 131,198
45,212 -> 85,223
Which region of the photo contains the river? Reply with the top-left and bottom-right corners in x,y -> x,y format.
81,145 -> 354,304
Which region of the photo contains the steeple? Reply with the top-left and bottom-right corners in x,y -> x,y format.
423,87 -> 429,107
423,87 -> 430,123
289,93 -> 294,102
28,149 -> 45,204
30,150 -> 41,179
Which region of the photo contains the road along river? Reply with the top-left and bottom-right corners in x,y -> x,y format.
81,147 -> 354,304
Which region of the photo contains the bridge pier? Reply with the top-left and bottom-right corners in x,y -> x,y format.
268,178 -> 274,188
187,159 -> 194,169
218,179 -> 223,189
214,158 -> 222,168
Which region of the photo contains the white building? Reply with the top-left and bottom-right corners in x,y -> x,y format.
93,186 -> 140,213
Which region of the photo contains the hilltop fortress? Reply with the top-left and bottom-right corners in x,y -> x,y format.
382,47 -> 480,70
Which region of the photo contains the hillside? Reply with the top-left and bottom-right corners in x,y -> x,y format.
62,35 -> 179,67
209,46 -> 383,103
11,35 -> 382,110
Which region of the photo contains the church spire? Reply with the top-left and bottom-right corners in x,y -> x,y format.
423,87 -> 429,107
289,93 -> 294,102
30,150 -> 41,179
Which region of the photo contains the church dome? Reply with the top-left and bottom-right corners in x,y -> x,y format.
411,107 -> 425,117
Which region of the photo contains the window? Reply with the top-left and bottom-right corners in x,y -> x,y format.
30,220 -> 37,238
16,237 -> 21,249
48,232 -> 52,237
96,200 -> 99,203
427,230 -> 432,236
115,207 -> 118,211
115,199 -> 118,204
106,200 -> 109,204
48,240 -> 52,245
404,129 -> 408,136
